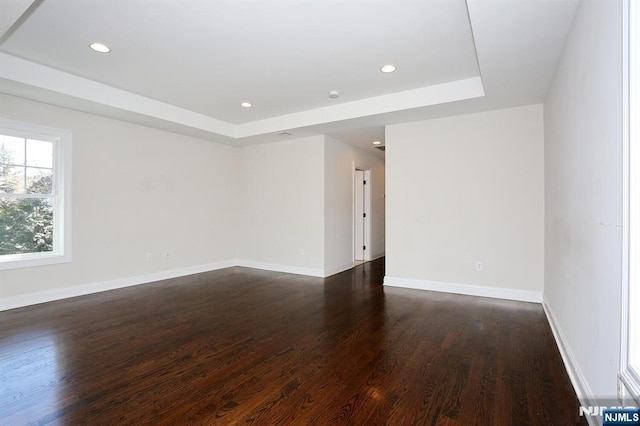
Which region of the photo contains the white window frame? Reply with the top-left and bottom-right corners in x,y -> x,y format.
0,118 -> 72,270
621,0 -> 640,404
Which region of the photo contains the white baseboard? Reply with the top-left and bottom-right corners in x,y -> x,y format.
367,252 -> 386,262
383,276 -> 542,303
542,298 -> 598,425
1,257 -> 385,311
0,259 -> 237,312
236,260 -> 325,278
324,262 -> 356,277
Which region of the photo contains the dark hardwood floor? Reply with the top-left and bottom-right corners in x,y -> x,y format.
1,259 -> 586,425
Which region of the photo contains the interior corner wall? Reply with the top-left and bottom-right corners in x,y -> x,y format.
543,0 -> 622,402
237,136 -> 325,275
323,136 -> 385,276
385,104 -> 544,300
0,94 -> 384,307
0,93 -> 239,302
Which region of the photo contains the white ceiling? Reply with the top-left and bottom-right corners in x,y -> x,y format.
0,0 -> 579,153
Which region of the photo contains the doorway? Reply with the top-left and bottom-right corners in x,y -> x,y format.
354,168 -> 371,262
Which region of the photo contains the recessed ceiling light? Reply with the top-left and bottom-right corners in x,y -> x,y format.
373,141 -> 382,145
328,90 -> 339,99
380,64 -> 396,73
89,42 -> 111,53
240,102 -> 252,108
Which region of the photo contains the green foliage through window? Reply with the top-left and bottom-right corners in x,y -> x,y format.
0,198 -> 53,255
0,135 -> 55,256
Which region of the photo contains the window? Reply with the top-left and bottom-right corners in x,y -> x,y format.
621,0 -> 640,403
0,119 -> 71,270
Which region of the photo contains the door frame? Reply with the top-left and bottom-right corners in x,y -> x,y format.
353,163 -> 372,262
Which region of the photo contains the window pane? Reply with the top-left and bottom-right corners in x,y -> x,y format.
0,166 -> 25,194
0,135 -> 25,166
26,139 -> 53,168
0,198 -> 54,255
26,167 -> 53,194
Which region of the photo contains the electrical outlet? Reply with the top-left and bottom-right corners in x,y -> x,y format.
146,253 -> 152,262
475,261 -> 483,272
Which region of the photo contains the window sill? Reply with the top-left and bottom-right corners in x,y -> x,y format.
0,252 -> 71,271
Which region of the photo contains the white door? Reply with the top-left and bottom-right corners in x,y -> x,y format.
355,170 -> 365,261
363,170 -> 371,261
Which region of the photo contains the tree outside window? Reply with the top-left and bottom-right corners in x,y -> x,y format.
0,135 -> 55,256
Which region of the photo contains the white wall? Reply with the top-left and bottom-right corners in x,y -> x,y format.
0,96 -> 388,308
543,0 -> 623,403
237,136 -> 326,275
385,104 -> 544,301
0,93 -> 239,302
237,135 -> 386,277
324,136 -> 385,275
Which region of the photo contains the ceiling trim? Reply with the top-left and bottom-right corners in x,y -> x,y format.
238,77 -> 485,138
0,0 -> 39,45
0,52 -> 236,137
0,52 -> 484,144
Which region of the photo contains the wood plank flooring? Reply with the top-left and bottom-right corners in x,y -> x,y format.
0,259 -> 587,425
